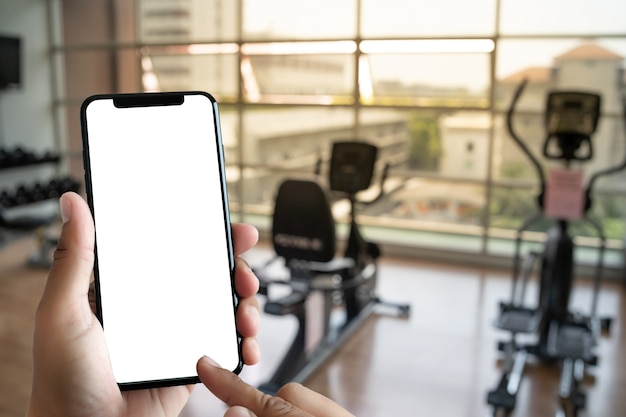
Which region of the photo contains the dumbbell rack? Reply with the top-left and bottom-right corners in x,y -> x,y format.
0,146 -> 80,267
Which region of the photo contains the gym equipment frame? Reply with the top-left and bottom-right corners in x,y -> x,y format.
487,80 -> 626,417
255,140 -> 411,394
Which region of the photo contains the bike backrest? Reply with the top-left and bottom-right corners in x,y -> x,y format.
272,178 -> 336,263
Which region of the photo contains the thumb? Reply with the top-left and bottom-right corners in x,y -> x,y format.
37,192 -> 95,329
30,192 -> 120,417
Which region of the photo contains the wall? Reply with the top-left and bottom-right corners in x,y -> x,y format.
0,0 -> 56,153
0,0 -> 59,217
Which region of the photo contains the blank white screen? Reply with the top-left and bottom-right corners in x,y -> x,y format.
84,94 -> 239,385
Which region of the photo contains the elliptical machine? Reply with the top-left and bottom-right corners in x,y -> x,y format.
255,140 -> 410,394
487,80 -> 626,417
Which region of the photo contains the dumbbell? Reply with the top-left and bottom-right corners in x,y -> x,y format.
14,185 -> 32,206
46,179 -> 61,199
41,151 -> 57,163
31,182 -> 47,202
59,177 -> 81,193
0,190 -> 13,207
12,147 -> 36,166
0,149 -> 9,168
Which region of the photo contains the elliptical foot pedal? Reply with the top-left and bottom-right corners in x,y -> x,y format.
549,323 -> 594,361
373,297 -> 411,318
495,305 -> 541,334
487,387 -> 516,411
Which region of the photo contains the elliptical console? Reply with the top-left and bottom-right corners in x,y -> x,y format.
544,92 -> 600,162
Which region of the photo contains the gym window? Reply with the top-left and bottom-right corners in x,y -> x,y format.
48,0 -> 626,272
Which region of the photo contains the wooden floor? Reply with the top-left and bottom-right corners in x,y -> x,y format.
1,235 -> 625,417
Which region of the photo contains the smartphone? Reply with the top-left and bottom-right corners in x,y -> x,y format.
80,91 -> 242,390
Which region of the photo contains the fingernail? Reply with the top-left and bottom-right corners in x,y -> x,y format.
202,355 -> 221,368
228,406 -> 256,417
59,194 -> 72,224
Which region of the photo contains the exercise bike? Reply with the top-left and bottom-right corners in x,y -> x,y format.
254,140 -> 411,394
487,80 -> 626,417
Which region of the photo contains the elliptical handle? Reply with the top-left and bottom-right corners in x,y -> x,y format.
357,161 -> 390,206
374,162 -> 390,203
585,95 -> 626,195
507,79 -> 546,191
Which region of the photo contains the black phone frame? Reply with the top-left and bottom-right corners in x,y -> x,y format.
80,91 -> 243,391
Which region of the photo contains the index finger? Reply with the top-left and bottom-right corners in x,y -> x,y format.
276,383 -> 355,417
197,357 -> 313,417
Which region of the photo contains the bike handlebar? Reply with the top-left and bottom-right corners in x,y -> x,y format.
586,95 -> 626,194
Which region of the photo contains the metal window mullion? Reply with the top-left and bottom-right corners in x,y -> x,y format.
480,0 -> 503,254
236,0 -> 246,223
353,0 -> 362,140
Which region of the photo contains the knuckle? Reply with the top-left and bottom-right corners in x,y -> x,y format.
275,382 -> 304,400
260,393 -> 296,414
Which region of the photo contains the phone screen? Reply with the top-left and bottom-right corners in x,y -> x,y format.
81,92 -> 241,389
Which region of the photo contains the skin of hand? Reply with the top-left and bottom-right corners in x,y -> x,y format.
197,356 -> 355,417
26,191 -> 261,417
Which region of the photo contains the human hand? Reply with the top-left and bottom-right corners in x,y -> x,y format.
197,356 -> 355,417
26,191 -> 261,417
